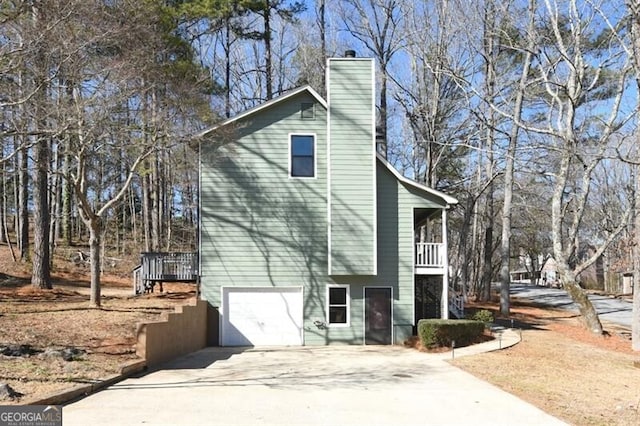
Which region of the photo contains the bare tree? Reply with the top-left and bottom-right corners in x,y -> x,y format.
498,0 -> 536,316
290,0 -> 336,96
393,0 -> 470,188
509,0 -> 632,333
340,0 -> 405,157
29,3 -> 56,289
43,0 -> 211,306
0,4 -> 33,262
479,0 -> 499,303
451,0 -> 631,331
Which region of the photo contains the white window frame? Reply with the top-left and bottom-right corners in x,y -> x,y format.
289,133 -> 317,179
326,284 -> 350,327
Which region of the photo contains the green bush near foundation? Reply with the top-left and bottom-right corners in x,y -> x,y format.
470,309 -> 494,326
417,319 -> 485,348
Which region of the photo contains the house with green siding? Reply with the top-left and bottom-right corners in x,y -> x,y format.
198,53 -> 459,346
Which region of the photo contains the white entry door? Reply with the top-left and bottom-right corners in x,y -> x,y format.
221,287 -> 304,346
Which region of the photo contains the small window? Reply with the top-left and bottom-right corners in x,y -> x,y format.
301,103 -> 315,119
327,285 -> 349,325
290,134 -> 315,178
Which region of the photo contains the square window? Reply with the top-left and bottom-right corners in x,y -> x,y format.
301,103 -> 315,119
329,306 -> 347,324
327,286 -> 349,325
291,157 -> 314,177
329,287 -> 347,305
290,135 -> 315,178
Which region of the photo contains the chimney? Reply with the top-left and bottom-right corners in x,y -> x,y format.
326,54 -> 377,276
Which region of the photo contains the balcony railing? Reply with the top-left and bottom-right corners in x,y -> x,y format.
415,243 -> 444,267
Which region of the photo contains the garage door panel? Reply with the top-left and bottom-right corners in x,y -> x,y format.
222,287 -> 303,346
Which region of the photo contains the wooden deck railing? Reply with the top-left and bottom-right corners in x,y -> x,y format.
142,252 -> 198,281
133,252 -> 198,294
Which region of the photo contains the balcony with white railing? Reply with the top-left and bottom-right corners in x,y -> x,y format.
415,243 -> 444,269
415,243 -> 446,275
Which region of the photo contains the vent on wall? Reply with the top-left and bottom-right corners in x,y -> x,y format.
301,103 -> 315,120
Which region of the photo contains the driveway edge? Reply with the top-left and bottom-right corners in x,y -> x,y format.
24,360 -> 147,406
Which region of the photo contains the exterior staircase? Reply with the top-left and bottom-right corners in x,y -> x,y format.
449,283 -> 465,318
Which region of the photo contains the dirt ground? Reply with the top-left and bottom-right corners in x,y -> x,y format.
0,248 -> 196,405
455,300 -> 640,426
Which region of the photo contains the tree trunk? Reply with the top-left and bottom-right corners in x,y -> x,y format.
88,217 -> 102,307
224,17 -> 232,118
560,266 -> 603,334
19,144 -> 29,261
318,0 -> 326,94
142,165 -> 152,252
151,154 -> 161,251
129,185 -> 138,247
62,149 -> 73,246
263,1 -> 273,100
499,0 -> 536,316
481,225 -> 493,301
0,157 -> 6,244
14,69 -> 29,260
499,206 -> 512,317
31,4 -> 51,287
481,1 -> 496,304
31,136 -> 51,289
552,153 -> 603,334
49,143 -> 61,263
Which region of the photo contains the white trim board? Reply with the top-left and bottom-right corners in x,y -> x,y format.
196,86 -> 327,138
376,154 -> 459,206
370,59 -> 378,276
326,59 -> 333,275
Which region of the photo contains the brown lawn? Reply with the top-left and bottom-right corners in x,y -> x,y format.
453,300 -> 640,426
0,247 -> 195,404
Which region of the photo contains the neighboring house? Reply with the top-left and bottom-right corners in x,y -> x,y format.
510,257 -> 558,286
540,257 -> 559,287
198,53 -> 458,346
511,251 -> 605,290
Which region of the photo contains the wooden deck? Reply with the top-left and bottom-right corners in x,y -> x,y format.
133,252 -> 198,294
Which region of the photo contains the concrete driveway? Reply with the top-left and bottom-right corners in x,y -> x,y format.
63,345 -> 565,425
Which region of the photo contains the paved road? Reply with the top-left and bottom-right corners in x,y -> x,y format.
64,344 -> 565,426
510,283 -> 633,329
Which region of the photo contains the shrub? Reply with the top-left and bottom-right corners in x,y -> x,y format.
417,319 -> 485,349
471,309 -> 494,326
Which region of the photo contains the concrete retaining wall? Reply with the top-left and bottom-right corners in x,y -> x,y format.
136,300 -> 208,368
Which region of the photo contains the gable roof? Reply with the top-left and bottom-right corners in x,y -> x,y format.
376,154 -> 459,206
195,83 -> 458,207
196,85 -> 327,138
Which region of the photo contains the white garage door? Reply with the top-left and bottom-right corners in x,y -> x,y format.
221,287 -> 304,346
